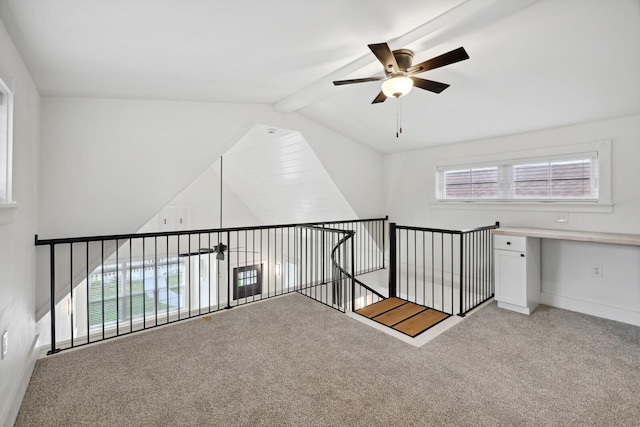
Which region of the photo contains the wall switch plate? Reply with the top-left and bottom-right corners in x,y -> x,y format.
1,330 -> 7,360
591,264 -> 603,278
555,213 -> 569,223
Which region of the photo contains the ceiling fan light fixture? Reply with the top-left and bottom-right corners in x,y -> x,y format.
381,76 -> 413,98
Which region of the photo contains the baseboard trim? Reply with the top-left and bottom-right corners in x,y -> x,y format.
541,293 -> 640,326
497,300 -> 537,315
1,334 -> 39,427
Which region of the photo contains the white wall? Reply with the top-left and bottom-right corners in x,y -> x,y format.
0,17 -> 40,427
384,114 -> 640,325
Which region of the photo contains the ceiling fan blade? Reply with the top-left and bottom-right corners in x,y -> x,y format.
411,77 -> 450,94
178,248 -> 216,257
368,43 -> 400,74
333,76 -> 385,86
371,91 -> 387,104
407,47 -> 469,75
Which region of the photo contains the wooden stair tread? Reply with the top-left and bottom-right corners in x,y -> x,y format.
356,297 -> 452,338
393,309 -> 450,337
356,297 -> 406,318
374,303 -> 426,326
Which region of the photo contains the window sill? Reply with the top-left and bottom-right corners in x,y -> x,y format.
0,202 -> 18,226
430,200 -> 613,214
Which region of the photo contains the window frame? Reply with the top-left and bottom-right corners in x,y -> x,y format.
0,76 -> 15,225
433,140 -> 612,213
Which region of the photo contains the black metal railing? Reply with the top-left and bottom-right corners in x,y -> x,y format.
298,224 -> 386,313
292,225 -> 354,311
35,217 -> 387,354
389,222 -> 499,316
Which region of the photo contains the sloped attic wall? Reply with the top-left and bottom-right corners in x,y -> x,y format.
140,124 -> 359,233
221,124 -> 358,225
137,164 -> 261,233
38,97 -> 382,238
36,96 -> 384,315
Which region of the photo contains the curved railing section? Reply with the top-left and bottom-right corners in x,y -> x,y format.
329,231 -> 385,312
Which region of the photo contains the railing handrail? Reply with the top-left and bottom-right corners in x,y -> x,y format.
460,221 -> 500,234
296,225 -> 353,234
34,216 -> 389,246
395,221 -> 499,235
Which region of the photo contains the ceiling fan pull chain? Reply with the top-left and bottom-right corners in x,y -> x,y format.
395,98 -> 403,138
399,97 -> 403,135
396,98 -> 400,138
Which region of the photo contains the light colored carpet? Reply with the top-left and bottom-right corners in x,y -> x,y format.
15,293 -> 640,426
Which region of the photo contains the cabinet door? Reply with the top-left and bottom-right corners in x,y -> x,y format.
495,250 -> 527,306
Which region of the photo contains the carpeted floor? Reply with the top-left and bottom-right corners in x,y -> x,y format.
15,293 -> 640,426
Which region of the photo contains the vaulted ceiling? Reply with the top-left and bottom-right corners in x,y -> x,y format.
0,0 -> 639,154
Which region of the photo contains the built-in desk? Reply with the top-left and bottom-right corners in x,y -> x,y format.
493,228 -> 640,247
492,228 -> 640,316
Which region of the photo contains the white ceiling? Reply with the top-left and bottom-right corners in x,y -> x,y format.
1,0 -> 639,154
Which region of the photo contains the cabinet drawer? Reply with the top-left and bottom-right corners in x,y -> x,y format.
494,235 -> 527,252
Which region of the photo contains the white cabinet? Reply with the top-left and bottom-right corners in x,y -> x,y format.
494,234 -> 540,315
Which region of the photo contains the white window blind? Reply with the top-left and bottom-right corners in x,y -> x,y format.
512,158 -> 595,199
444,167 -> 498,199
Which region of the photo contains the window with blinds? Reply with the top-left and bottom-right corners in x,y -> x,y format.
513,159 -> 595,199
438,154 -> 598,202
444,167 -> 498,199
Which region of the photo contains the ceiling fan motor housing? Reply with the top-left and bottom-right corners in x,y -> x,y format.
392,49 -> 414,72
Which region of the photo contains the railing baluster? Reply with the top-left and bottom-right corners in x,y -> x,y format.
459,234 -> 464,315
69,243 -> 74,349
450,235 -> 454,315
129,239 -> 133,332
226,231 -> 231,309
154,236 -> 158,327
116,239 -> 120,336
142,237 -> 146,330
86,242 -> 90,345
100,240 -> 105,340
48,243 -> 58,354
422,232 -> 426,307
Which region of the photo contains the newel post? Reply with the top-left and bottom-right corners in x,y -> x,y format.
388,222 -> 397,298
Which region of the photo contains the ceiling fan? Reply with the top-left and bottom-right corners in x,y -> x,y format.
333,43 -> 469,104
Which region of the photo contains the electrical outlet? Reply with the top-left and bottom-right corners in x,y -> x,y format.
1,330 -> 7,360
555,212 -> 569,223
591,264 -> 603,278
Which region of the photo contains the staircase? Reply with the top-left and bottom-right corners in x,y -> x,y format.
355,297 -> 450,338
